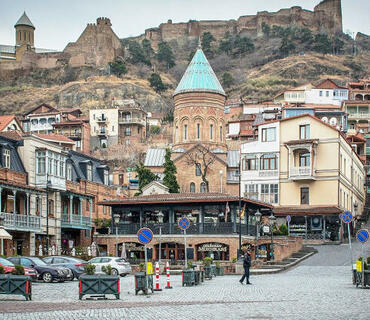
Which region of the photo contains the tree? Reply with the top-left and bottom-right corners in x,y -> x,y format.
148,73 -> 167,93
333,38 -> 344,55
313,34 -> 331,54
233,35 -> 255,57
141,39 -> 154,59
261,22 -> 270,38
219,31 -> 233,55
135,162 -> 158,195
162,148 -> 179,193
157,41 -> 176,69
222,72 -> 234,88
201,32 -> 216,58
279,36 -> 296,56
126,41 -> 151,66
185,145 -> 216,193
109,60 -> 127,76
149,125 -> 161,135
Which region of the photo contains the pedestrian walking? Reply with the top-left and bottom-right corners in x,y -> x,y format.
239,250 -> 252,285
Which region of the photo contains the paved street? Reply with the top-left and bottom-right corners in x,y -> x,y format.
0,242 -> 369,320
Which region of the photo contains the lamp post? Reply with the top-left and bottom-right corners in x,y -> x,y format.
157,211 -> 164,263
46,174 -> 52,255
255,209 -> 262,259
269,213 -> 276,261
113,213 -> 120,257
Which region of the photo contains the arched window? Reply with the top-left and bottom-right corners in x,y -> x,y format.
190,182 -> 195,193
184,124 -> 188,140
197,123 -> 201,139
220,126 -> 223,142
210,124 -> 214,140
200,182 -> 207,193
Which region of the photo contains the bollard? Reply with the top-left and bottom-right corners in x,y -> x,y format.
165,261 -> 172,289
153,261 -> 162,291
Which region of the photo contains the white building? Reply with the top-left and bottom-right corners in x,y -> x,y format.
305,79 -> 348,106
240,121 -> 280,204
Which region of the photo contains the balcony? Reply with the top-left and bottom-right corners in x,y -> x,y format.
68,132 -> 82,140
61,214 -> 92,230
97,130 -> 107,136
289,166 -> 315,180
35,174 -> 66,191
96,117 -> 107,123
118,118 -> 146,126
259,170 -> 278,177
0,212 -> 41,232
348,113 -> 370,120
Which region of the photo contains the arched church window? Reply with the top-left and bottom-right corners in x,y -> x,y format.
197,123 -> 201,139
210,124 -> 213,140
200,182 -> 207,193
190,182 -> 195,193
184,124 -> 188,140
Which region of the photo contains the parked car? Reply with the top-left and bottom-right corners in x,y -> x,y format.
43,256 -> 87,280
88,257 -> 132,276
7,256 -> 72,283
0,257 -> 38,280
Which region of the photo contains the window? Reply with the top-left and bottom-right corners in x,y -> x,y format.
260,154 -> 277,170
104,170 -> 109,185
93,114 -> 96,120
54,156 -> 58,176
87,164 -> 92,181
48,199 -> 54,216
210,124 -> 213,140
67,163 -> 72,180
243,157 -> 257,171
326,91 -> 329,97
200,182 -> 207,193
184,124 -> 188,140
48,157 -> 53,175
190,182 -> 195,193
76,140 -> 81,148
301,187 -> 309,204
20,258 -> 32,267
261,128 -> 276,142
112,126 -> 114,132
245,184 -> 258,200
59,160 -> 64,177
3,149 -> 10,169
299,153 -> 310,167
36,151 -> 46,174
319,91 -> 323,97
197,123 -> 201,139
299,125 -> 310,139
125,127 -> 131,136
220,126 -> 223,141
195,163 -> 201,176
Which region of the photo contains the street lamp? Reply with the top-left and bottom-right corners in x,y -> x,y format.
269,213 -> 276,261
46,174 -> 52,255
113,213 -> 120,257
255,209 -> 262,259
157,211 -> 164,263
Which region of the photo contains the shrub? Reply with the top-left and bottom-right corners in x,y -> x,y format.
0,265 -> 5,274
149,125 -> 161,135
102,265 -> 113,275
203,257 -> 213,266
279,224 -> 289,236
148,73 -> 167,93
109,60 -> 127,76
187,261 -> 193,269
84,264 -> 96,275
139,263 -> 145,272
11,265 -> 25,275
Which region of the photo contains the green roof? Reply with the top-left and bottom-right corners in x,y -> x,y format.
174,48 -> 225,96
15,12 -> 35,29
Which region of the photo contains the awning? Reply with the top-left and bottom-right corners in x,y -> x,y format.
0,226 -> 12,240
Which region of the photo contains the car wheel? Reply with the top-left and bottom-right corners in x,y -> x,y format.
111,268 -> 119,276
42,272 -> 53,283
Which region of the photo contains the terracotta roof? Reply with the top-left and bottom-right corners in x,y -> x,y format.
98,192 -> 273,208
274,206 -> 342,216
53,120 -> 84,126
35,134 -> 75,144
0,130 -> 24,141
285,104 -> 341,110
0,115 -> 23,132
239,129 -> 254,136
315,79 -> 346,90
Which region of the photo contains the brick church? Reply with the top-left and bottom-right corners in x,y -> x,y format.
145,45 -> 239,196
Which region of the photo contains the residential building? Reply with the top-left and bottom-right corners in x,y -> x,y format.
241,121 -> 280,205
0,115 -> 24,132
226,114 -> 256,141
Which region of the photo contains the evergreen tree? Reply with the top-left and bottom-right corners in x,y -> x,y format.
261,22 -> 270,38
201,32 -> 216,58
109,60 -> 127,76
279,36 -> 296,56
141,39 -> 154,59
219,31 -> 233,55
233,35 -> 255,57
222,72 -> 234,88
313,34 -> 331,54
162,148 -> 179,193
148,73 -> 167,93
127,40 -> 151,66
157,42 -> 176,69
135,163 -> 158,195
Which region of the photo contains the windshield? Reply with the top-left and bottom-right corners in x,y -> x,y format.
31,257 -> 48,266
0,257 -> 14,267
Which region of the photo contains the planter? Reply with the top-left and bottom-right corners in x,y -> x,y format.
204,266 -> 212,280
0,275 -> 32,301
194,270 -> 201,285
216,266 -> 225,276
79,275 -> 120,300
134,272 -> 153,295
182,269 -> 195,286
210,264 -> 217,277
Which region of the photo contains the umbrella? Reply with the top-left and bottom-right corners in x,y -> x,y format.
121,242 -> 127,259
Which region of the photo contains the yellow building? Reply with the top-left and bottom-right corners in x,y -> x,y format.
274,114 -> 365,241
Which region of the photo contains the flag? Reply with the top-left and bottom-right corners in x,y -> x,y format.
225,202 -> 230,222
240,203 -> 246,219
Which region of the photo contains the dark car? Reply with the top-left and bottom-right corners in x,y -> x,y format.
43,256 -> 87,280
7,256 -> 71,283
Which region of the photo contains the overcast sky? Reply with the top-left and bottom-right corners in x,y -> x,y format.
1,0 -> 369,50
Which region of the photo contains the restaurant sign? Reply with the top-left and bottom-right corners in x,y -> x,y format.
125,242 -> 145,251
198,242 -> 228,252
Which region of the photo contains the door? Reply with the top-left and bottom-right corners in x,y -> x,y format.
16,241 -> 23,255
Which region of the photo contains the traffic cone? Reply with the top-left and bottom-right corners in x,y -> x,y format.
153,261 -> 162,291
165,261 -> 172,289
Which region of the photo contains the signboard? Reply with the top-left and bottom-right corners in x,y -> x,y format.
340,211 -> 352,224
146,262 -> 153,275
197,243 -> 228,252
356,229 -> 369,243
178,217 -> 190,230
125,242 -> 145,251
137,227 -> 153,245
263,225 -> 270,233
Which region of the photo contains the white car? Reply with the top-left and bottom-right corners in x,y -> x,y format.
88,257 -> 132,276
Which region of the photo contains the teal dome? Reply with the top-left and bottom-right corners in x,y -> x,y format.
174,48 -> 225,96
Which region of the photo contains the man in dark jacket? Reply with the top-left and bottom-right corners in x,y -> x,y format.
239,250 -> 252,285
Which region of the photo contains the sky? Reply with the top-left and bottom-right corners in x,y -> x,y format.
0,0 -> 369,51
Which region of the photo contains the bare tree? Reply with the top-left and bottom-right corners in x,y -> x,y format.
185,145 -> 216,192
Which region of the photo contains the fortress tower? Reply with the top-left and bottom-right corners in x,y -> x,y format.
15,12 -> 35,47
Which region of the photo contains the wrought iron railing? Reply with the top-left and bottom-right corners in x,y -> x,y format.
0,212 -> 40,231
61,214 -> 92,229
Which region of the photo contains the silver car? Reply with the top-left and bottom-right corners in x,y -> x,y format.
88,257 -> 132,276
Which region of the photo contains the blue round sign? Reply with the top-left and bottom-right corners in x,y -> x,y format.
286,215 -> 291,223
356,229 -> 369,243
137,227 -> 153,245
340,211 -> 352,224
178,217 -> 190,230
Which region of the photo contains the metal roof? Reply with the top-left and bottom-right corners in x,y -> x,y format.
15,12 -> 35,29
227,150 -> 240,168
174,48 -> 225,96
144,148 -> 166,167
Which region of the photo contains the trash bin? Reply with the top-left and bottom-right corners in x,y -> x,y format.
194,270 -> 200,285
204,266 -> 212,280
134,272 -> 153,295
216,266 -> 224,276
210,264 -> 217,277
182,269 -> 195,286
